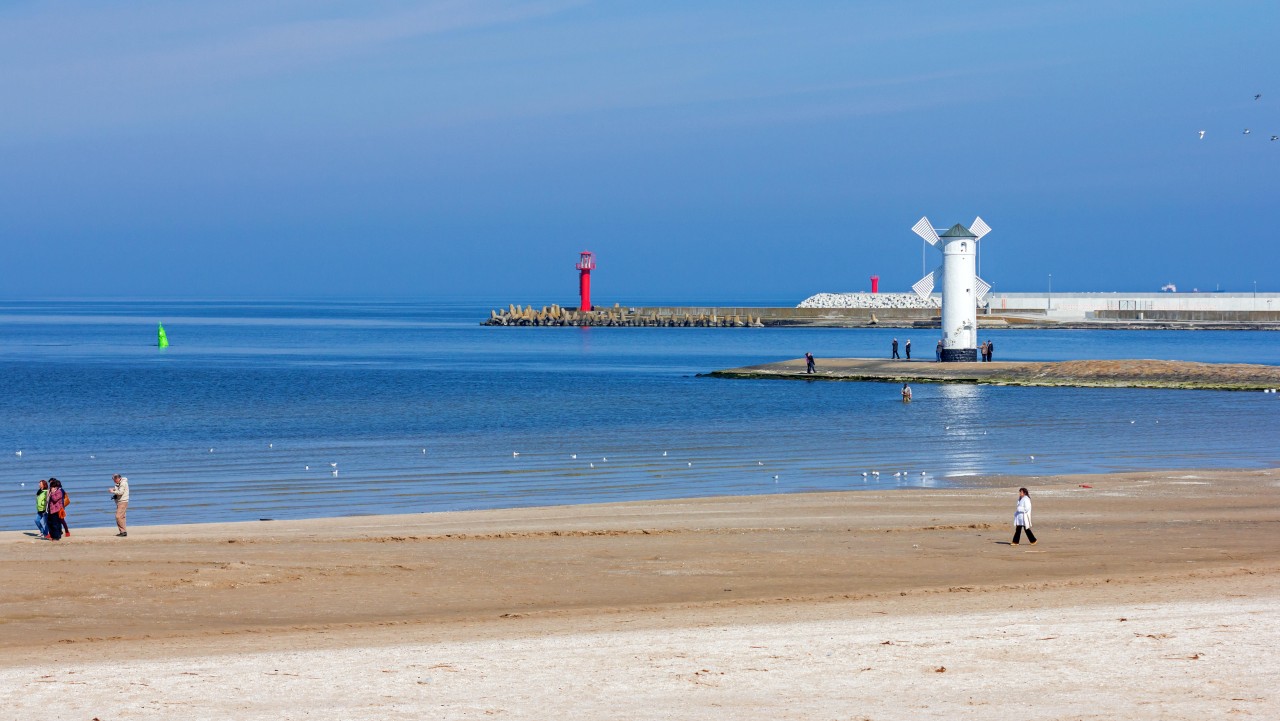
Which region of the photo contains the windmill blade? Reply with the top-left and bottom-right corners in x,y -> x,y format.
912,267 -> 940,300
974,275 -> 992,303
970,217 -> 991,240
912,217 -> 940,246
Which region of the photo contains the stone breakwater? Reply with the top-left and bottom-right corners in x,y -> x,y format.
484,304 -> 765,327
799,292 -> 940,309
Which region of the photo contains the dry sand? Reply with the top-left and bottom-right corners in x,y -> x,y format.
3,468 -> 1278,719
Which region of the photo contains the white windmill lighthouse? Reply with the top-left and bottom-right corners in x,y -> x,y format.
910,216 -> 992,362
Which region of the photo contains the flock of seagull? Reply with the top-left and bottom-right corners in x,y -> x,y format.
1199,93 -> 1277,141
17,409 -> 1237,490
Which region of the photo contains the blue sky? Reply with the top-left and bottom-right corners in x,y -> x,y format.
1,0 -> 1277,302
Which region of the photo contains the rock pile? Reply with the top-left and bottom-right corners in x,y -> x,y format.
798,293 -> 939,309
484,304 -> 765,328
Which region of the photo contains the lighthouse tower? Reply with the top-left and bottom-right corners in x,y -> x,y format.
909,217 -> 992,362
576,251 -> 595,312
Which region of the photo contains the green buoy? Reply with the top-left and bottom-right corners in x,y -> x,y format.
158,322 -> 169,349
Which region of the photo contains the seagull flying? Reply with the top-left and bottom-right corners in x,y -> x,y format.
1198,130 -> 1205,139
1244,128 -> 1252,135
1255,94 -> 1262,100
330,462 -> 338,468
1272,136 -> 1279,141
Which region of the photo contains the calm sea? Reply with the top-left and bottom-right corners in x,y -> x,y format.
2,299 -> 1278,532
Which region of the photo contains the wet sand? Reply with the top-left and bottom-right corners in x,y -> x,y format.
3,467 -> 1278,719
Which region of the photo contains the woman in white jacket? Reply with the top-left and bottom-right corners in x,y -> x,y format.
1012,487 -> 1037,546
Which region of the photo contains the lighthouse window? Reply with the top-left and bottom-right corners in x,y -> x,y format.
960,242 -> 967,252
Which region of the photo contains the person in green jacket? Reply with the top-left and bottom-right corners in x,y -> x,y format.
34,480 -> 49,538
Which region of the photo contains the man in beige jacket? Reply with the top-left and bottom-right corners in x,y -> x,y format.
110,474 -> 129,537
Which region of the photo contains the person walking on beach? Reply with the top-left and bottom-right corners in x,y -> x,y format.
805,352 -> 816,374
45,479 -> 67,541
901,383 -> 912,402
891,338 -> 900,360
935,339 -> 943,362
110,474 -> 129,537
34,480 -> 49,538
1011,487 -> 1036,545
905,339 -> 912,360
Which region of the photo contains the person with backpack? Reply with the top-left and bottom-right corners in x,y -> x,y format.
45,479 -> 67,540
34,480 -> 50,538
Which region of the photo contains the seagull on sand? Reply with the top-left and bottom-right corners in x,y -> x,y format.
1198,130 -> 1205,139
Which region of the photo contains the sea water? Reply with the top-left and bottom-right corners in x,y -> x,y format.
1,299 -> 1277,531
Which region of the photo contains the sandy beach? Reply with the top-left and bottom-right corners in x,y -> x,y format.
3,467 -> 1278,719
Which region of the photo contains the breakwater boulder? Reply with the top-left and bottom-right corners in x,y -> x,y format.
483,303 -> 765,327
799,292 -> 939,309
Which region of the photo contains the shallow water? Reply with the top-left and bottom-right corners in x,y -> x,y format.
1,299 -> 1277,531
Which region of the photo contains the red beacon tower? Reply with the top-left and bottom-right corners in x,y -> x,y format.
576,251 -> 595,312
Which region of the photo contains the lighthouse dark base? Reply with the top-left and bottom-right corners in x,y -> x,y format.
941,348 -> 977,363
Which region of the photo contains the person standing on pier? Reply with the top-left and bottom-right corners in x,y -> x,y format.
891,338 -> 900,360
905,339 -> 912,360
987,340 -> 995,362
805,352 -> 816,374
935,340 -> 943,362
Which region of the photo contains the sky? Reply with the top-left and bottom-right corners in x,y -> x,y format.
1,0 -> 1278,302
